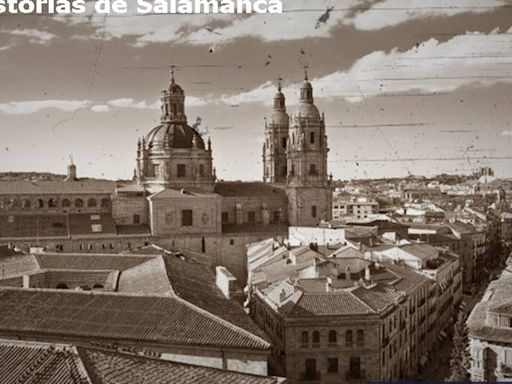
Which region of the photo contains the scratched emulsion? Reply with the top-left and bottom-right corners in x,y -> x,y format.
0,0 -> 511,181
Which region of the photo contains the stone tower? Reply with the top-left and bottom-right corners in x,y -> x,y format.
136,69 -> 215,194
262,79 -> 289,184
285,69 -> 332,226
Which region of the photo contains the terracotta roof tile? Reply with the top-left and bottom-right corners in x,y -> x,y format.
0,180 -> 115,195
0,289 -> 269,351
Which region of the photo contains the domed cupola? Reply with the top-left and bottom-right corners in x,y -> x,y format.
295,69 -> 320,120
135,68 -> 215,194
270,79 -> 289,126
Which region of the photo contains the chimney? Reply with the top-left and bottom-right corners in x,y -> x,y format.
215,266 -> 237,299
23,275 -> 30,288
345,266 -> 351,281
365,265 -> 371,281
279,289 -> 287,302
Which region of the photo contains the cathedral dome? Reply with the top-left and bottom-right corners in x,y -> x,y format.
271,110 -> 290,126
295,102 -> 320,120
145,123 -> 205,150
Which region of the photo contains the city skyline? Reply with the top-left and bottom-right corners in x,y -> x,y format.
1,0 -> 512,181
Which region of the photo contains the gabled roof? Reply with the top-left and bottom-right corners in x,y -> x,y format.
0,289 -> 270,351
35,253 -> 153,271
0,339 -> 90,384
287,291 -> 375,316
0,339 -> 284,384
399,243 -> 439,260
80,347 -> 284,384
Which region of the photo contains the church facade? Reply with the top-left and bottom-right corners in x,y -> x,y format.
0,70 -> 332,280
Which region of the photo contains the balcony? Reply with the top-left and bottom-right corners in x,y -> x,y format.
346,370 -> 365,381
301,372 -> 321,381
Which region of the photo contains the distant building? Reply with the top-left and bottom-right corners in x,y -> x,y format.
246,235 -> 462,383
332,193 -> 379,220
468,256 -> 512,382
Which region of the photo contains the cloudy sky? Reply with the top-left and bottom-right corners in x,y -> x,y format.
1,0 -> 511,181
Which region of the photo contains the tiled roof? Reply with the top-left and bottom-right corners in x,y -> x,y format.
35,253 -> 153,271
162,253 -> 269,341
80,347 -> 283,384
150,188 -> 219,199
399,243 -> 439,260
0,339 -> 90,384
0,214 -> 68,238
214,182 -> 286,198
352,284 -> 404,312
0,253 -> 39,277
0,180 -> 115,195
116,225 -> 151,235
68,214 -> 117,236
0,339 -> 284,384
0,289 -> 269,351
287,292 -> 375,316
118,256 -> 174,296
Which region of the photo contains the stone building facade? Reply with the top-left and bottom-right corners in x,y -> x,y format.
0,69 -> 333,281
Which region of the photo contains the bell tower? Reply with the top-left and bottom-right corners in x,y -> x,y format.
285,68 -> 332,226
263,78 -> 289,184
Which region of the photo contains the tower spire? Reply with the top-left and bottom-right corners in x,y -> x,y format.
278,77 -> 283,92
170,65 -> 176,84
304,65 -> 309,81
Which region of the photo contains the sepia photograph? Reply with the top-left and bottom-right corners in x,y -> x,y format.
0,0 -> 511,383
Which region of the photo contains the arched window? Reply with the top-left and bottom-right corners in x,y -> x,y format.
199,164 -> 205,177
11,199 -> 22,209
101,198 -> 111,209
23,199 -> 31,209
75,199 -> 84,208
61,199 -> 71,208
93,284 -> 104,289
346,330 -> 353,346
328,330 -> 337,344
312,331 -> 320,346
356,329 -> 364,345
56,283 -> 68,289
301,331 -> 308,346
87,198 -> 97,208
37,199 -> 45,208
48,198 -> 57,208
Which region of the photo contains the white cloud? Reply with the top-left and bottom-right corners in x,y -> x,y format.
91,104 -> 110,112
346,0 -> 508,31
222,28 -> 512,105
53,0 -> 509,46
2,29 -> 57,45
106,96 -> 208,109
0,100 -> 88,114
502,130 -> 512,137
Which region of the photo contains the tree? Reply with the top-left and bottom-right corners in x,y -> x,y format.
448,310 -> 471,381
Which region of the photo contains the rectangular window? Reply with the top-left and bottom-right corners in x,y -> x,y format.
91,224 -> 103,233
273,211 -> 281,223
349,357 -> 361,379
199,164 -> 205,177
152,164 -> 160,178
248,211 -> 256,223
311,205 -> 317,218
282,137 -> 287,148
182,210 -> 193,227
309,164 -> 317,175
221,212 -> 229,223
327,358 -> 339,373
133,214 -> 140,224
310,131 -> 315,144
177,164 -> 186,178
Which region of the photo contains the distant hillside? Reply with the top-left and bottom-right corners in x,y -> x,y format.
0,172 -> 119,183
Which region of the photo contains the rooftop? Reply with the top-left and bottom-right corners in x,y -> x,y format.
0,339 -> 284,384
0,179 -> 115,195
